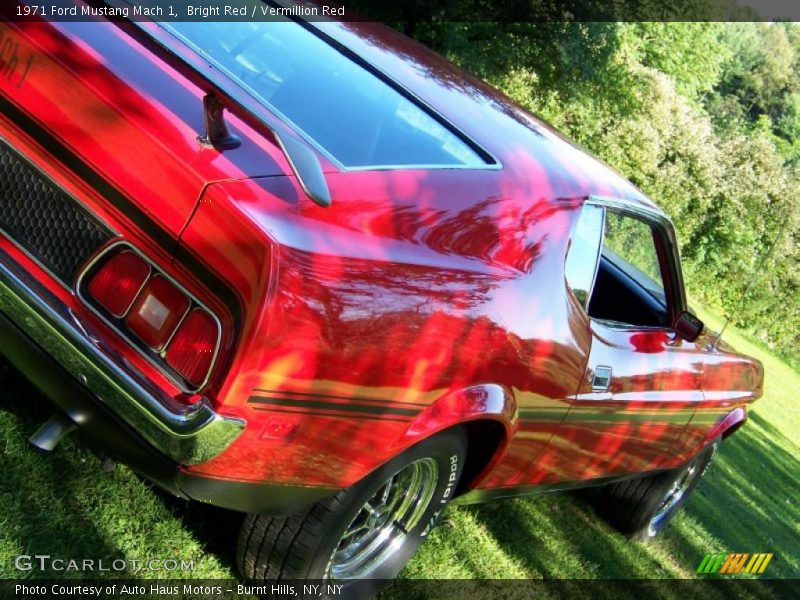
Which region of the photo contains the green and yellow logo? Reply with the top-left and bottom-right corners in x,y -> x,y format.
697,552 -> 773,575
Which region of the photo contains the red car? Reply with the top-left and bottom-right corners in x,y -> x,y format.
0,8 -> 763,584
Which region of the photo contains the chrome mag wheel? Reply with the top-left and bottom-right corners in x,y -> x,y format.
648,458 -> 701,536
328,457 -> 439,579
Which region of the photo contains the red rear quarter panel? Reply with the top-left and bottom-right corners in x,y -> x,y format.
0,18 -> 291,398
179,169 -> 591,488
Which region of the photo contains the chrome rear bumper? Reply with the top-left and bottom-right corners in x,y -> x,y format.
0,248 -> 243,464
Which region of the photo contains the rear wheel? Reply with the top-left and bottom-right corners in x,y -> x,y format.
237,428 -> 466,589
592,439 -> 718,541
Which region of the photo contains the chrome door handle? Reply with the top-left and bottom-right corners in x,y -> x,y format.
591,366 -> 613,391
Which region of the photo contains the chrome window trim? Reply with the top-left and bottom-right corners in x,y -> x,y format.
590,209 -> 607,311
75,240 -> 223,394
564,202 -> 606,313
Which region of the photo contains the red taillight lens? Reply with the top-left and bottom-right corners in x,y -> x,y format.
80,244 -> 224,391
125,275 -> 190,350
86,250 -> 150,317
165,309 -> 218,387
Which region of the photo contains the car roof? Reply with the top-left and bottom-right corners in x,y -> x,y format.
310,20 -> 664,216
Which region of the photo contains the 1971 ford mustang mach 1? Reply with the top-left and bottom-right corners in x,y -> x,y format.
0,1 -> 763,584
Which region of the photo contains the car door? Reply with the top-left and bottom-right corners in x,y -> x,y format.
531,197 -> 706,484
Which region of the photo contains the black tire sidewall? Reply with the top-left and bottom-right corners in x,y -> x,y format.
637,439 -> 719,540
308,428 -> 467,584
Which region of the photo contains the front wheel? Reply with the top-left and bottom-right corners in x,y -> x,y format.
591,439 -> 718,541
237,428 -> 466,588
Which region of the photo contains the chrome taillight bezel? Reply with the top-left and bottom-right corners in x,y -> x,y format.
76,240 -> 223,393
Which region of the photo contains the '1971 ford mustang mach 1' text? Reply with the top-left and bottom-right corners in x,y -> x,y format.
0,3 -> 763,584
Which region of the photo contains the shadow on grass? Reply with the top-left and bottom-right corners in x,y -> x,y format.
467,494 -> 667,578
148,486 -> 243,574
664,409 -> 800,580
454,405 -> 798,597
0,368 -> 239,579
451,405 -> 798,596
0,372 -> 121,579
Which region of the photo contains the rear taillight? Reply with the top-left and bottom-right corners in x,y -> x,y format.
86,250 -> 150,317
165,309 -> 218,387
126,275 -> 190,350
81,245 -> 222,391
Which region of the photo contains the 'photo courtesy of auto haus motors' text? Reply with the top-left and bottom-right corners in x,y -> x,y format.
0,0 -> 798,598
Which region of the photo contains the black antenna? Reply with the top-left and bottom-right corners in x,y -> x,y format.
713,216 -> 790,348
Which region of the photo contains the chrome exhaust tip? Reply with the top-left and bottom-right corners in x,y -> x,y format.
29,414 -> 77,452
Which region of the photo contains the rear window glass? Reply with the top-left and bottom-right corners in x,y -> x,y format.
163,21 -> 489,169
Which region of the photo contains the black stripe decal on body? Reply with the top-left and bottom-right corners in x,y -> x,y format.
0,96 -> 242,322
251,406 -> 413,423
252,388 -> 424,408
249,395 -> 422,417
0,96 -> 174,251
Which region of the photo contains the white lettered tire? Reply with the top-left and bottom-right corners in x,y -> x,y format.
237,428 -> 467,592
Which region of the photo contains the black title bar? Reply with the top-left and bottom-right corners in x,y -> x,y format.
3,0 -> 800,23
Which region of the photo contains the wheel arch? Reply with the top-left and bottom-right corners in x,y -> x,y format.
705,406 -> 747,443
456,418 -> 509,495
391,383 -> 517,494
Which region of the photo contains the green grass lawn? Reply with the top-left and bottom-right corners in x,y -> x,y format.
0,310 -> 797,585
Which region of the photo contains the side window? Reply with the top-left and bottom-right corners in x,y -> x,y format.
565,204 -> 604,310
603,212 -> 665,296
588,210 -> 670,328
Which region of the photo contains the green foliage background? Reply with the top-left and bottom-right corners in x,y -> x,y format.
402,20 -> 800,362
